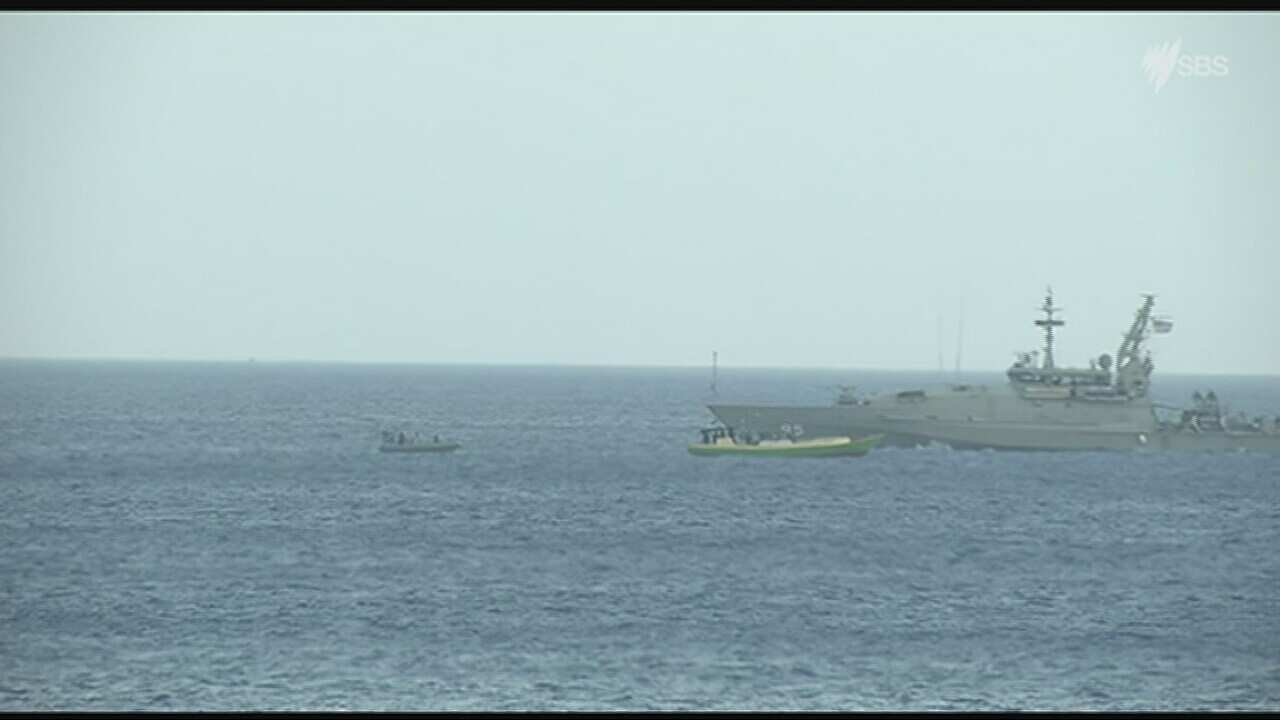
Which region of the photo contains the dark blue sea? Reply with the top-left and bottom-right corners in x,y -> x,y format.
2,360 -> 1278,710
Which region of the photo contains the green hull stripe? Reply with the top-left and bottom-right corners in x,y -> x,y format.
687,436 -> 881,457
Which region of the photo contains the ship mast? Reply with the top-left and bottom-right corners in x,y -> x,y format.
1033,287 -> 1064,370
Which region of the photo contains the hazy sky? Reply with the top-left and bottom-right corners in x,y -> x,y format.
3,12 -> 1277,373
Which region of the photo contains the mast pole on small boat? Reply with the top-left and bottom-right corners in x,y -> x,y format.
937,313 -> 945,375
711,351 -> 718,397
954,316 -> 964,381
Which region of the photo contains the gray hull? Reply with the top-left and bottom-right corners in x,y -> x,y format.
709,390 -> 1280,454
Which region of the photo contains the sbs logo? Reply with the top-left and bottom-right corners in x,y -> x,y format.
1142,38 -> 1229,93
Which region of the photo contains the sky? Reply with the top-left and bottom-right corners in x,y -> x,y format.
2,12 -> 1277,374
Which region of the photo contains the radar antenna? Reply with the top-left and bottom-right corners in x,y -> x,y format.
1033,286 -> 1065,370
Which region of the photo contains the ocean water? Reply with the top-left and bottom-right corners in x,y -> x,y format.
1,360 -> 1278,711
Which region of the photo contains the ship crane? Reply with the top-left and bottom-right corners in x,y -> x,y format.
1113,293 -> 1157,396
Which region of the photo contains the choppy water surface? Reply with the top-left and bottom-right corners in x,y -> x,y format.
1,361 -> 1277,710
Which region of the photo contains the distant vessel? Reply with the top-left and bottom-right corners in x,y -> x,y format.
708,290 -> 1280,453
688,425 -> 882,457
379,431 -> 460,453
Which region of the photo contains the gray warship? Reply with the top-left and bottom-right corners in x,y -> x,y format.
708,290 -> 1280,452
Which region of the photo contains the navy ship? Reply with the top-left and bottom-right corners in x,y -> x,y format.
708,290 -> 1280,452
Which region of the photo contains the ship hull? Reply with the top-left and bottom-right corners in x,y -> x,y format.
707,403 -> 1280,453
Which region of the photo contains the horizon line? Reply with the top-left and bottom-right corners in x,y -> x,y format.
0,355 -> 1275,378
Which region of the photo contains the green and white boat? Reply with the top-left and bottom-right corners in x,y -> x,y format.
688,426 -> 882,458
379,431 -> 460,453
380,441 -> 460,453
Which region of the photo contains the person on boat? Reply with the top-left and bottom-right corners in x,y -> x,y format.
433,434 -> 440,443
397,431 -> 406,445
